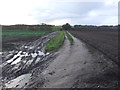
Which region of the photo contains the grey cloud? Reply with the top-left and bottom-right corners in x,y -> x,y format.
29,1 -> 117,25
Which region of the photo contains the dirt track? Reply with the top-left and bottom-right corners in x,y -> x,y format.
40,34 -> 118,88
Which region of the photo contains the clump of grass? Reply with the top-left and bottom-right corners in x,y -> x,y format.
45,31 -> 65,51
66,31 -> 74,45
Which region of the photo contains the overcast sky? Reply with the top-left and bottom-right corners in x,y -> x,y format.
0,0 -> 119,25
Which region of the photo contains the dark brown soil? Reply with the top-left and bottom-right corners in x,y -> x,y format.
69,30 -> 118,65
2,35 -> 45,51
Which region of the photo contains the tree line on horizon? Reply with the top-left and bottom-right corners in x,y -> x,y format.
2,23 -> 118,31
2,24 -> 53,31
62,23 -> 118,31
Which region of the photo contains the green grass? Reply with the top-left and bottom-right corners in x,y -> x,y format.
52,26 -> 62,31
2,30 -> 52,42
45,31 -> 65,51
2,30 -> 51,36
66,31 -> 74,45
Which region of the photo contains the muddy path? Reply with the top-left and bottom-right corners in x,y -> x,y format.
1,32 -> 58,88
40,33 -> 118,88
1,31 -> 119,88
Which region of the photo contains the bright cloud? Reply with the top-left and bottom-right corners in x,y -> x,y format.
0,0 -> 119,25
48,19 -> 71,25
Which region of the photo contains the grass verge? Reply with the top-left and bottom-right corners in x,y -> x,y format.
66,31 -> 74,45
45,31 -> 65,51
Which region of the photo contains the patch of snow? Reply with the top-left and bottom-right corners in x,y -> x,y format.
23,52 -> 26,55
46,52 -> 50,55
17,51 -> 22,56
38,51 -> 45,56
29,46 -> 34,49
11,55 -> 24,65
7,59 -> 14,63
11,57 -> 21,65
7,51 -> 22,63
35,57 -> 41,64
31,53 -> 37,58
5,74 -> 31,88
0,52 -> 2,55
24,46 -> 28,48
9,51 -> 15,54
37,47 -> 40,49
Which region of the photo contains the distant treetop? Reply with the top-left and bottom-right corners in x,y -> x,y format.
62,23 -> 72,30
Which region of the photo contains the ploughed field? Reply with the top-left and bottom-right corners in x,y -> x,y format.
1,31 -> 58,88
69,30 -> 118,65
2,30 -> 53,51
